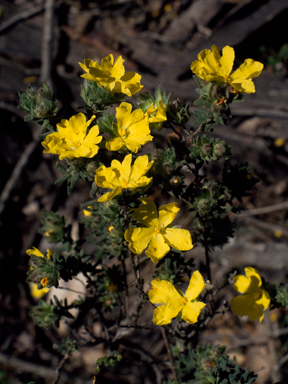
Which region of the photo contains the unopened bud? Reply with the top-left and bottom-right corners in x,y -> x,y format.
213,142 -> 226,156
202,143 -> 212,157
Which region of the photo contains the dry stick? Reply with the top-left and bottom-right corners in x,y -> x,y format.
40,0 -> 55,92
0,139 -> 40,215
239,200 -> 288,217
160,326 -> 178,381
0,352 -> 91,384
0,3 -> 45,34
52,352 -> 69,384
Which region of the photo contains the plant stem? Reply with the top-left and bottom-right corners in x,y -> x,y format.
160,326 -> 178,381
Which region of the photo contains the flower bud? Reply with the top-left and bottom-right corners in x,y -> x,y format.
213,142 -> 226,157
201,143 -> 212,157
18,83 -> 57,121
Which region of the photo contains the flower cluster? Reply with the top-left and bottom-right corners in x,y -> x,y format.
33,46 -> 269,331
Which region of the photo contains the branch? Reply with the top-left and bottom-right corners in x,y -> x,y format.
239,200 -> 288,217
0,3 -> 45,34
40,0 -> 55,92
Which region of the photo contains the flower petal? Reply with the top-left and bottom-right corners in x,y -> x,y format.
98,186 -> 123,202
148,279 -> 182,304
95,165 -> 119,189
233,267 -> 261,294
124,227 -> 154,255
131,198 -> 159,228
129,155 -> 153,181
29,283 -> 50,299
121,154 -> 132,182
105,137 -> 124,151
26,247 -> 44,258
185,271 -> 206,302
257,289 -> 270,310
219,45 -> 235,77
231,294 -> 256,317
229,59 -> 263,93
145,233 -> 170,263
152,300 -> 183,325
158,202 -> 179,228
181,301 -> 206,324
163,228 -> 193,252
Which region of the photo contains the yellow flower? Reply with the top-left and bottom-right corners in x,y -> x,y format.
42,113 -> 102,160
105,102 -> 153,153
148,271 -> 206,325
83,206 -> 93,216
79,54 -> 143,96
124,198 -> 193,263
231,267 -> 270,322
26,247 -> 53,259
190,45 -> 263,93
274,138 -> 286,147
146,101 -> 167,124
26,247 -> 53,298
95,154 -> 153,202
29,283 -> 50,299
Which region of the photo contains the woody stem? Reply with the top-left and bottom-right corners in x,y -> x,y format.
160,326 -> 178,381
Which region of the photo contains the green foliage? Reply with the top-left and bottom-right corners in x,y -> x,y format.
189,180 -> 224,217
189,135 -> 231,163
55,158 -> 98,195
154,253 -> 195,286
38,210 -> 67,243
18,83 -> 57,123
30,295 -> 74,329
192,76 -> 243,131
151,147 -> 186,198
174,344 -> 257,384
80,199 -> 127,261
95,351 -> 122,373
275,283 -> 288,309
80,79 -> 126,115
0,369 -> 10,384
55,337 -> 79,356
167,98 -> 190,127
98,112 -> 117,135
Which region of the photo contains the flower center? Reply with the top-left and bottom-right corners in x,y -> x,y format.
118,128 -> 126,137
179,297 -> 187,305
155,225 -> 161,233
120,179 -> 128,188
253,292 -> 260,299
41,277 -> 49,287
71,141 -> 80,150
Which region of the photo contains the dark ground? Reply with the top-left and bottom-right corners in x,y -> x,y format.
1,0 -> 288,383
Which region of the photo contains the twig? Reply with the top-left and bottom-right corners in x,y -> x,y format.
0,139 -> 40,215
0,3 -> 45,34
57,286 -> 85,295
120,252 -> 130,318
0,352 -> 91,383
160,326 -> 178,381
40,0 -> 55,92
51,352 -> 69,384
239,200 -> 288,217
